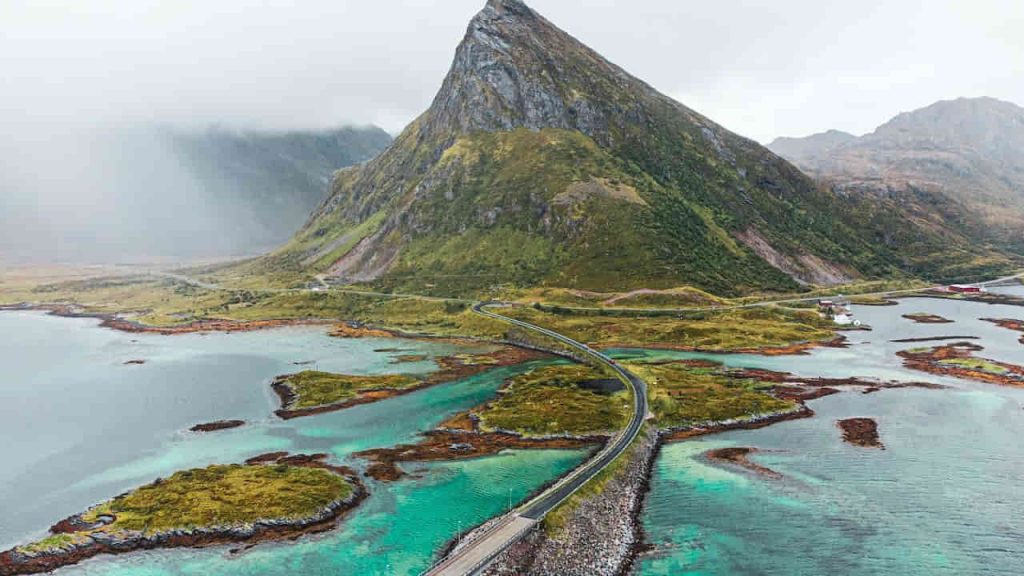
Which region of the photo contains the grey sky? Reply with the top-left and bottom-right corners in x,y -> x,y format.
3,0 -> 1022,143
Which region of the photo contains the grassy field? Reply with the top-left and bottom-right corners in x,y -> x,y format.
627,361 -> 795,428
18,464 -> 354,553
278,371 -> 421,409
502,305 -> 836,351
471,365 -> 630,436
937,357 -> 1009,375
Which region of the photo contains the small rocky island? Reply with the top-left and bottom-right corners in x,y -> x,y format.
0,458 -> 365,576
902,313 -> 953,324
837,418 -> 884,448
705,447 -> 782,478
189,420 -> 245,433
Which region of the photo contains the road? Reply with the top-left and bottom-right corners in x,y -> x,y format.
421,303 -> 649,576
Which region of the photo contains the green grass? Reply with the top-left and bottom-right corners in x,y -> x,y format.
16,533 -> 91,555
503,305 -> 835,351
627,362 -> 796,428
17,464 -> 354,553
937,358 -> 1009,375
473,365 -> 630,436
280,371 -> 420,409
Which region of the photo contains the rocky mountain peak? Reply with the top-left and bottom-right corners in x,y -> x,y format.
421,0 -> 666,146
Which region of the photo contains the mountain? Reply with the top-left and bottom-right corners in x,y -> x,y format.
769,97 -> 1024,254
267,0 -> 1008,296
166,125 -> 393,249
0,125 -> 391,263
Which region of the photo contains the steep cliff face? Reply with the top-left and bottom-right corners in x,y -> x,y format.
272,0 -> 1008,295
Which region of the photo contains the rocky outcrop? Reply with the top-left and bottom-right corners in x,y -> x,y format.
189,420 -> 245,433
837,418 -> 884,448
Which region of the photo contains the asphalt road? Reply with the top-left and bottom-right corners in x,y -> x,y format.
472,302 -> 649,520
421,304 -> 649,575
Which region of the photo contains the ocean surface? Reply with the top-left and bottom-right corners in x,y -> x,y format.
0,311 -> 584,574
3,289 -> 1023,575
634,294 -> 1024,575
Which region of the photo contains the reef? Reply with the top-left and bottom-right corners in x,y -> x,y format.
704,447 -> 782,479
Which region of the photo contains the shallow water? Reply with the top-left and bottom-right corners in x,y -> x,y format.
0,311 -> 585,574
635,297 -> 1024,575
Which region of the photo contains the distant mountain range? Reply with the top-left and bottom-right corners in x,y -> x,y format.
165,125 -> 393,250
770,97 -> 1024,256
263,0 -> 1017,296
0,125 -> 391,263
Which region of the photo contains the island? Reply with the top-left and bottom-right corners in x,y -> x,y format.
0,457 -> 365,576
898,342 -> 1024,387
189,420 -> 245,433
271,348 -> 543,419
902,313 -> 953,324
355,364 -> 625,480
837,418 -> 884,448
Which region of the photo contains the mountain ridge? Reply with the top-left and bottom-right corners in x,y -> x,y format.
265,1 -> 1013,296
768,97 -> 1024,254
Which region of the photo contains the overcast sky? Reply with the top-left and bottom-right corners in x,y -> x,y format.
2,0 -> 1022,142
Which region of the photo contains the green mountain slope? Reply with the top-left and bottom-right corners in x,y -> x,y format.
265,0 -> 1012,296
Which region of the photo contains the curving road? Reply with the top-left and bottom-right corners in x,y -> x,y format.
422,303 -> 649,576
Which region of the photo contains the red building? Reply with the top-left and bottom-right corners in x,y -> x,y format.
949,284 -> 983,293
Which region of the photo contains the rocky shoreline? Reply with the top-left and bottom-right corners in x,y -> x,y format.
898,342 -> 1024,387
478,426 -> 660,576
0,454 -> 366,576
355,430 -> 602,481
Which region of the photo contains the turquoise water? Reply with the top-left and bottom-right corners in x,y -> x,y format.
0,311 -> 585,574
636,297 -> 1024,575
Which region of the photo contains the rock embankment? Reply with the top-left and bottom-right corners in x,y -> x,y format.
478,425 -> 659,576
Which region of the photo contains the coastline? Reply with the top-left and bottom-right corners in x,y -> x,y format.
271,347 -> 548,419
